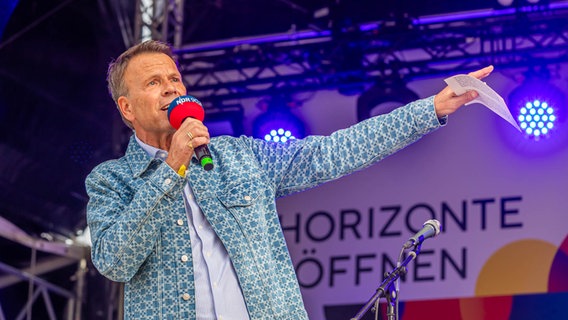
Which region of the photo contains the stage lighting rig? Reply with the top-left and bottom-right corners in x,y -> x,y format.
508,70 -> 566,140
253,96 -> 306,143
356,79 -> 419,122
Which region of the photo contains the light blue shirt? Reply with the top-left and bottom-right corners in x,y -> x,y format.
135,135 -> 250,320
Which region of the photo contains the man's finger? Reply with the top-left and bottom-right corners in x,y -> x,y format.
456,90 -> 479,105
468,65 -> 494,80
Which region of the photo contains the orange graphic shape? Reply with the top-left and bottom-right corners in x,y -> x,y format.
475,239 -> 557,296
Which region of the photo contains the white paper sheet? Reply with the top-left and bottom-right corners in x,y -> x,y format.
444,74 -> 521,132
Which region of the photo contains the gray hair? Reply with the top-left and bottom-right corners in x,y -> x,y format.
107,40 -> 176,128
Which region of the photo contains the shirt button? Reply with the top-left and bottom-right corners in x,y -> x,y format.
177,219 -> 184,226
181,255 -> 188,262
164,178 -> 172,185
182,293 -> 191,301
244,195 -> 251,201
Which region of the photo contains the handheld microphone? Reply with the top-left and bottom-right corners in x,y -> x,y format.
402,219 -> 441,249
167,95 -> 214,171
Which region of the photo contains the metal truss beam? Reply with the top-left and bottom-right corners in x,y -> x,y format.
113,0 -> 184,47
134,0 -> 184,47
175,2 -> 568,103
0,216 -> 90,320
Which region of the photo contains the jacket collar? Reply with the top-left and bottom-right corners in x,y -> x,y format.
125,135 -> 154,178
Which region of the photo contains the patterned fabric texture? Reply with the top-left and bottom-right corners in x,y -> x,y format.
86,96 -> 441,319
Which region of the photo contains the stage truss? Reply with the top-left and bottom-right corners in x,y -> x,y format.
172,3 -> 568,104
0,217 -> 121,320
117,2 -> 568,105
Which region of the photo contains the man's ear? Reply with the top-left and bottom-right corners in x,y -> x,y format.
118,96 -> 135,122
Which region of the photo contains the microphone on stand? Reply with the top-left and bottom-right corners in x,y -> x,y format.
402,219 -> 441,249
167,95 -> 214,171
352,219 -> 442,320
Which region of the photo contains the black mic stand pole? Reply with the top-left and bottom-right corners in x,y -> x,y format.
350,244 -> 422,320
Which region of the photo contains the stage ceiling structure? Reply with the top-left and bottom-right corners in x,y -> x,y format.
125,0 -> 568,105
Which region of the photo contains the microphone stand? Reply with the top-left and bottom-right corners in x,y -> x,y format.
350,244 -> 423,320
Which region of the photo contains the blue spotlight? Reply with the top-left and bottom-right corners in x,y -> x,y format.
517,99 -> 556,138
508,75 -> 565,140
253,98 -> 306,143
264,128 -> 296,143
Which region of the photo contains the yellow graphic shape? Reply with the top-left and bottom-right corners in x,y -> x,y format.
475,239 -> 556,296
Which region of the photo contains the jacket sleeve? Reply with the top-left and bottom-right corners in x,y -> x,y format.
245,96 -> 444,198
86,160 -> 186,282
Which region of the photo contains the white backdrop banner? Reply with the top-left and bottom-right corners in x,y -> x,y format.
273,81 -> 568,319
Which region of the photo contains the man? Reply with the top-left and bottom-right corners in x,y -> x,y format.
86,40 -> 493,319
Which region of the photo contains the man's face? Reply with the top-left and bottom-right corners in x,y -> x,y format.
118,52 -> 187,139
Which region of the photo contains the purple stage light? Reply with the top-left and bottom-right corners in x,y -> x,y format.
253,97 -> 306,143
509,75 -> 565,141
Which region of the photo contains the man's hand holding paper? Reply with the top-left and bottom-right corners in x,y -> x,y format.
442,66 -> 522,132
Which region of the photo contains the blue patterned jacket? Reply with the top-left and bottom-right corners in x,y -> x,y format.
86,96 -> 442,319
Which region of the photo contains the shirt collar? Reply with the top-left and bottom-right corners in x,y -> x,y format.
134,134 -> 168,161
